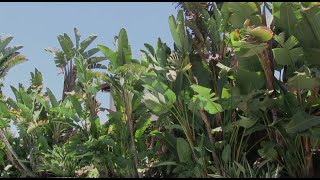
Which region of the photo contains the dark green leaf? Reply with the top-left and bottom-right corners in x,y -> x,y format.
46,88 -> 59,108
176,137 -> 192,163
222,144 -> 231,163
79,35 -> 97,53
69,95 -> 82,117
285,111 -> 320,134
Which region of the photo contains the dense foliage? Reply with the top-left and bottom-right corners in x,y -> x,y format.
1,2 -> 320,178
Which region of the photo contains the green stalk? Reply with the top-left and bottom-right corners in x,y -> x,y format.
170,104 -> 196,158
184,60 -> 222,175
123,88 -> 140,178
236,129 -> 246,162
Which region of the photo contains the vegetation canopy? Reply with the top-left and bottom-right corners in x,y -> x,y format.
1,2 -> 320,178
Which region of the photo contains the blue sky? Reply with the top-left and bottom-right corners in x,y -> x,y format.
0,2 -> 177,132
0,2 -> 176,113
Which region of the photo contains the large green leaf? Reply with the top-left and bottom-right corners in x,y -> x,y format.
191,84 -> 213,96
273,34 -> 303,66
222,144 -> 231,163
20,90 -> 33,110
274,32 -> 286,47
0,55 -> 27,75
45,48 -> 67,68
303,48 -> 320,65
79,35 -> 97,53
142,77 -> 176,106
69,95 -> 82,117
144,43 -> 155,57
234,116 -> 257,129
222,2 -> 260,28
82,48 -> 100,59
52,106 -> 78,121
10,86 -> 22,103
16,103 -> 33,122
190,85 -> 223,115
303,5 -> 320,43
176,137 -> 192,163
294,15 -> 318,47
37,134 -> 49,151
237,54 -> 263,72
239,45 -> 267,58
283,35 -> 299,50
289,47 -> 303,63
285,111 -> 320,134
272,48 -> 293,65
0,35 -> 14,52
0,46 -> 24,64
163,132 -> 178,155
258,141 -> 278,160
135,118 -> 151,140
97,45 -> 118,68
156,38 -> 167,68
57,34 -> 74,60
0,101 -> 10,117
30,68 -> 43,88
287,72 -> 318,90
190,55 -> 213,88
46,88 -> 59,108
234,69 -> 265,94
35,94 -> 50,111
118,28 -> 132,65
143,92 -> 169,115
273,2 -> 299,36
168,11 -> 185,52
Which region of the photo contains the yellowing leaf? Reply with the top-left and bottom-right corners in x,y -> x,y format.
249,26 -> 273,42
234,29 -> 240,41
27,120 -> 49,134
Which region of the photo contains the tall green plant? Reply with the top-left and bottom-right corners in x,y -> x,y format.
45,28 -> 106,101
98,28 -> 147,178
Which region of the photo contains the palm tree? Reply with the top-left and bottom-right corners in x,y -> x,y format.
0,35 -> 35,177
45,28 -> 108,142
45,28 -> 107,102
0,35 -> 27,94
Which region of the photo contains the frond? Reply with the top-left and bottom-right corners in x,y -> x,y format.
45,48 -> 67,71
0,54 -> 27,78
0,35 -> 14,52
0,45 -> 24,65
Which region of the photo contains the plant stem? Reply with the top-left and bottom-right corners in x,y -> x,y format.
123,88 -> 141,178
304,136 -> 314,177
199,109 -> 222,176
0,129 -> 36,177
212,66 -> 223,128
186,60 -> 222,176
128,113 -> 141,178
